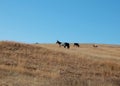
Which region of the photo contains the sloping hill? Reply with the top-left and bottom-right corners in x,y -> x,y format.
0,41 -> 120,86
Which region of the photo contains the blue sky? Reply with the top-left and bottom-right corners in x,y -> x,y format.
0,0 -> 120,44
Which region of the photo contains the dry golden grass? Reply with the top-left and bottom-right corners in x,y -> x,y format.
0,41 -> 120,86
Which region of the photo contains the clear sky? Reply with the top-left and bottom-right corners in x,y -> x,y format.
0,0 -> 120,44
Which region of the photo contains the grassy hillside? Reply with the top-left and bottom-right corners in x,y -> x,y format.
0,41 -> 120,86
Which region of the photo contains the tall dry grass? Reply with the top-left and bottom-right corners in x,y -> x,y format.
0,41 -> 120,86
